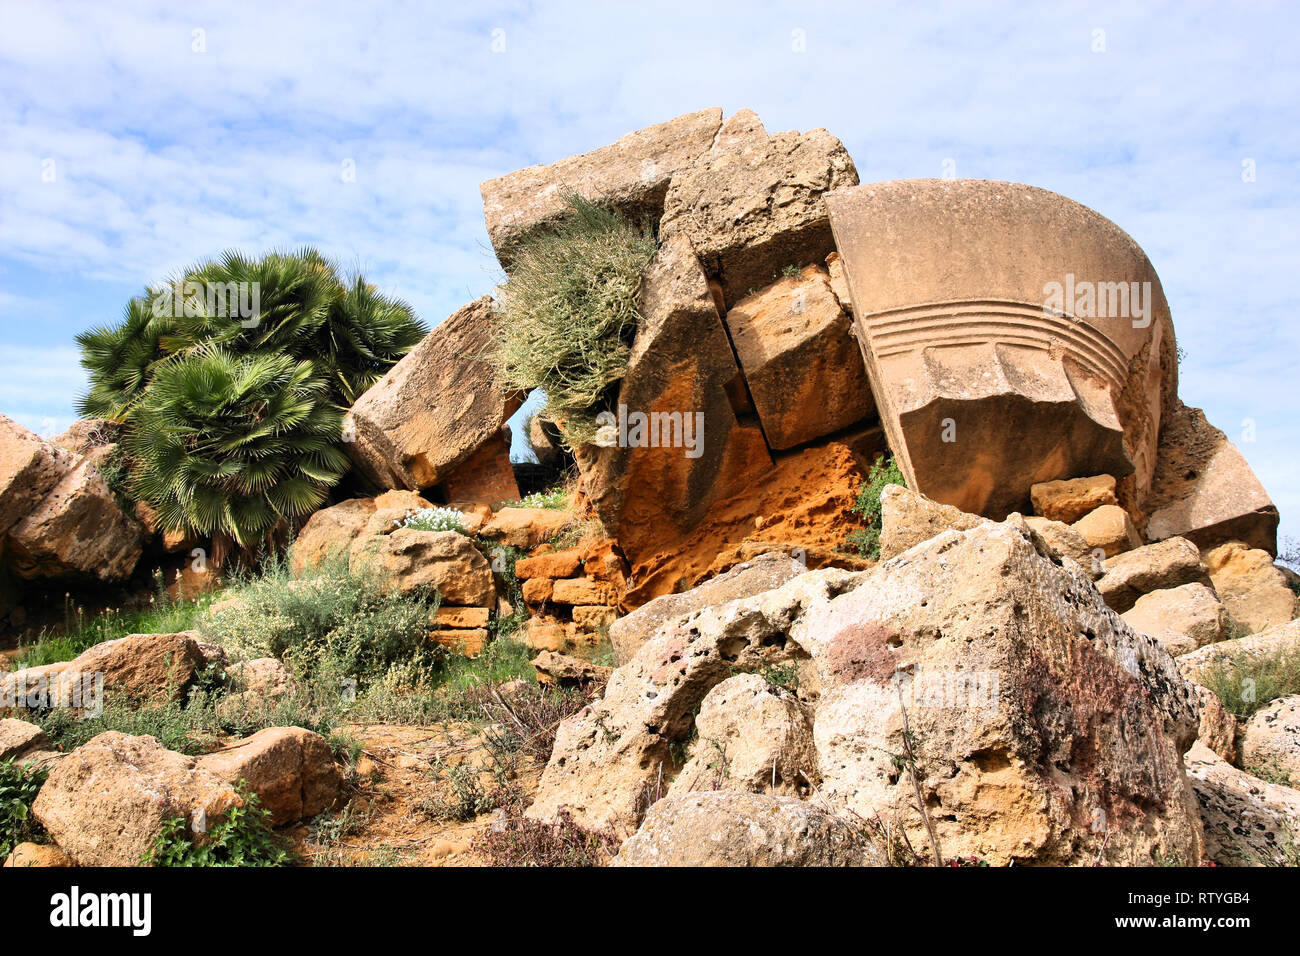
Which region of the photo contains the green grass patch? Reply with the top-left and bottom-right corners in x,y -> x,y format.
845,454 -> 905,560
1199,648 -> 1300,721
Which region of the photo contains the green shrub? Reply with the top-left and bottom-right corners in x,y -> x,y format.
1200,648 -> 1300,721
846,454 -> 905,559
77,248 -> 425,560
144,784 -> 290,866
491,195 -> 657,445
199,555 -> 442,685
0,759 -> 48,858
399,506 -> 466,534
512,485 -> 570,511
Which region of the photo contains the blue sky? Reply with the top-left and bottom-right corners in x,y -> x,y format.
1,1 -> 1296,544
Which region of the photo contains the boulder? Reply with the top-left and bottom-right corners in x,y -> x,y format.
342,297 -> 521,491
431,628 -> 489,657
0,414 -> 73,534
1121,584 -> 1231,656
550,577 -> 615,606
32,732 -> 242,867
660,113 -> 859,304
1021,516 -> 1101,577
515,549 -> 585,580
1071,504 -> 1142,559
5,457 -> 143,582
290,497 -> 379,575
1240,695 -> 1300,788
1145,399 -> 1278,554
1029,474 -> 1119,525
804,523 -> 1202,866
826,180 -> 1177,520
51,418 -> 120,469
1095,537 -> 1213,613
480,107 -> 723,267
1176,619 -> 1300,683
479,507 -> 574,551
530,650 -> 612,689
722,265 -> 873,449
574,234 -> 772,578
614,791 -> 870,867
1189,681 -> 1239,764
197,727 -> 342,827
60,631 -> 207,706
4,843 -> 72,867
571,605 -> 619,630
349,529 -> 495,606
608,551 -> 808,665
1204,541 -> 1297,634
878,483 -> 987,560
1184,741 -> 1300,866
669,674 -> 816,797
433,606 -> 490,629
0,717 -> 50,760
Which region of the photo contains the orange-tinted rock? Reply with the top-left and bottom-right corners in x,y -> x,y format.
291,497 -> 378,575
1071,504 -> 1142,558
515,550 -> 584,580
1030,474 -> 1119,525
479,507 -> 574,550
575,235 -> 773,578
440,430 -> 519,506
1145,399 -> 1278,554
0,415 -> 72,535
343,297 -> 522,491
551,577 -> 615,606
431,628 -> 490,657
349,529 -> 496,606
723,265 -> 874,449
521,577 -> 554,604
434,606 -> 490,628
197,727 -> 341,827
827,180 -> 1177,519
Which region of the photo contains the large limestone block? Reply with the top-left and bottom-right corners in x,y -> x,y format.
1030,474 -> 1118,524
1184,741 -> 1300,866
1070,504 -> 1141,558
574,235 -> 772,570
1176,619 -> 1300,682
614,791 -> 869,867
1204,541 -> 1297,635
5,457 -> 143,582
1122,584 -> 1231,656
608,551 -> 808,665
669,674 -> 817,797
0,414 -> 72,534
802,523 -> 1203,866
32,732 -> 242,867
723,265 -> 873,449
290,497 -> 379,575
826,180 -> 1177,519
1145,399 -> 1278,554
343,297 -> 521,491
660,113 -> 859,305
56,631 -> 207,706
480,108 -> 722,267
878,483 -> 988,560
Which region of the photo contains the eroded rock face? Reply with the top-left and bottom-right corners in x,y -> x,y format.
723,265 -> 873,449
614,791 -> 869,867
196,727 -> 341,827
343,297 -> 521,491
1240,695 -> 1300,789
0,415 -> 73,534
826,180 -> 1177,520
534,521 -> 1204,864
803,523 -> 1202,866
33,731 -> 242,867
660,114 -> 859,305
349,529 -> 495,606
1146,399 -> 1278,555
669,674 -> 816,797
574,235 -> 772,577
878,483 -> 987,560
1204,541 -> 1297,635
480,108 -> 723,267
1184,741 -> 1300,866
608,551 -> 809,665
6,457 -> 143,582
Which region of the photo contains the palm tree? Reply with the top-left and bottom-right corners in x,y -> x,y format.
77,248 -> 425,560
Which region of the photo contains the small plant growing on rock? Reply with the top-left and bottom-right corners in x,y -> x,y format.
1199,647 -> 1300,720
846,454 -> 905,559
0,759 -> 49,858
491,194 -> 657,446
400,506 -> 466,534
143,784 -> 290,867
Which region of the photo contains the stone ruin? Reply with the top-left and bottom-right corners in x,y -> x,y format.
336,107 -> 1278,616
